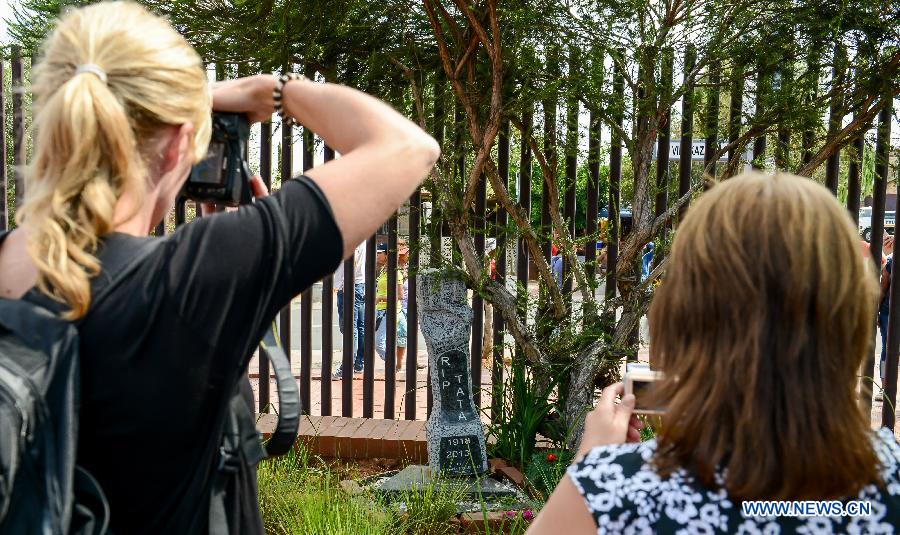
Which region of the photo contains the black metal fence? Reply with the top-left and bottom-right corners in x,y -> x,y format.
2,48 -> 897,428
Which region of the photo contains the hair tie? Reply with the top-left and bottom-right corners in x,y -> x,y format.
75,64 -> 107,84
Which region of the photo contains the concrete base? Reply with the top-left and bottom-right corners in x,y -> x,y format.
374,465 -> 519,502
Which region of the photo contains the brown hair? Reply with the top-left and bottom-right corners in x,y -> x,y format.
648,171 -> 880,500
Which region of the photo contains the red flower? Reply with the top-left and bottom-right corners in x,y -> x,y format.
546,453 -> 557,463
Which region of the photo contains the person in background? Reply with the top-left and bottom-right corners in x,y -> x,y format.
640,242 -> 654,281
529,172 -> 900,534
878,233 -> 895,400
395,243 -> 410,371
374,243 -> 402,369
332,241 -> 367,379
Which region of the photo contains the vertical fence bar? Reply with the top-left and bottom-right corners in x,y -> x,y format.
492,121 -> 510,421
586,111 -> 600,301
299,129 -> 313,415
385,215 -> 398,419
846,132 -> 864,225
430,75 -> 446,267
878,103 -> 896,429
175,198 -> 186,226
363,235 -> 377,418
678,46 -> 696,221
606,55 -> 624,303
405,187 -> 421,420
655,48 -> 673,251
517,109 -> 533,304
825,45 -> 846,193
752,68 -> 767,170
342,255 -> 354,416
541,96 -> 555,266
516,109 -> 533,366
0,53 -> 7,231
471,173 -> 486,406
801,52 -> 820,168
12,46 -> 24,210
703,61 -> 721,180
258,121 -> 272,414
865,114 -> 888,415
279,117 -> 293,362
774,65 -> 792,170
727,64 -> 744,176
563,51 -> 579,296
320,145 -> 335,416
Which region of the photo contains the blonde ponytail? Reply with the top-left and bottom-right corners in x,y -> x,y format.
16,1 -> 211,319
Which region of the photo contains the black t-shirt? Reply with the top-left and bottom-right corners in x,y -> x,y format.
15,176 -> 342,534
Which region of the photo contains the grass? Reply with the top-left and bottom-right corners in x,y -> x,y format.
257,447 -> 391,535
258,445 -> 537,534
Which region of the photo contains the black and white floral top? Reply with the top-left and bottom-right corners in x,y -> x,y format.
568,428 -> 900,534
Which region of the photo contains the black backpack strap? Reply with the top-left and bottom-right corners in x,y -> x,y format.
208,321 -> 298,534
258,321 -> 300,456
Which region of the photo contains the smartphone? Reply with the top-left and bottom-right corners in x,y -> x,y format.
623,365 -> 664,415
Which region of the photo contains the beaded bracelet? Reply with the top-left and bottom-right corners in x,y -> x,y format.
273,73 -> 307,127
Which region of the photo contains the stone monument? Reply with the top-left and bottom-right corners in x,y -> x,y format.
374,269 -> 516,505
417,269 -> 488,476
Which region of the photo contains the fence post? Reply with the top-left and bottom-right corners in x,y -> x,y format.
654,48 -> 674,249
727,63 -> 744,176
606,52 -> 624,304
384,213 -> 398,419
703,60 -> 721,180
752,67 -> 767,170
341,251 -> 354,416
279,110 -> 293,363
563,50 -> 578,297
258,120 -> 272,413
865,110 -> 889,416
824,44 -> 847,194
299,125 -> 313,415
471,172 -> 485,406
492,121 -> 510,421
321,145 -> 335,416
877,103 -> 896,429
430,74 -> 446,267
585,110 -> 600,308
405,186 -> 421,420
678,46 -> 696,221
12,46 -> 24,211
774,64 -> 793,170
516,108 -> 533,367
801,51 -> 820,168
846,132 -> 864,225
363,235 -> 377,418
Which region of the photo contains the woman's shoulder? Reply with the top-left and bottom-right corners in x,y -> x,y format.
567,440 -> 661,500
873,427 -> 900,482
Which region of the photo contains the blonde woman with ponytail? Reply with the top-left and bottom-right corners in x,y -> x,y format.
0,2 -> 438,533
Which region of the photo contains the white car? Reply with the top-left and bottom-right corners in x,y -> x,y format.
860,207 -> 895,242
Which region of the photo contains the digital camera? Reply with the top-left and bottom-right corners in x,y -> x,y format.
182,112 -> 252,207
623,362 -> 664,415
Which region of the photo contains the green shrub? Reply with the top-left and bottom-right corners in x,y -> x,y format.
523,449 -> 574,500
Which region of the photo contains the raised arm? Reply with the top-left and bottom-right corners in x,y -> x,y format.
212,75 -> 439,258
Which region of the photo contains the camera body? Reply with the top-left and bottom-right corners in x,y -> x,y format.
623,362 -> 664,415
182,112 -> 252,207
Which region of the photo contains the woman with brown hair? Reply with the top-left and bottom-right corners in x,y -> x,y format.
529,172 -> 900,533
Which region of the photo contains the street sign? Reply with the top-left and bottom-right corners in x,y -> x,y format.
652,140 -> 750,162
